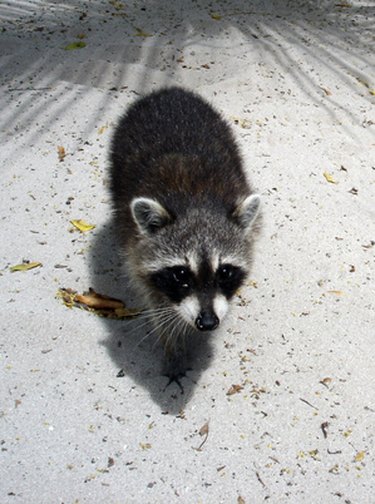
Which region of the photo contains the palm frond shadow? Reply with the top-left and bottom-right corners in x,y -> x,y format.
1,0 -> 373,157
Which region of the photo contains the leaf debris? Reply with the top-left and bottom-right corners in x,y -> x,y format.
226,384 -> 244,396
70,219 -> 96,233
10,261 -> 42,272
194,421 -> 210,451
64,41 -> 86,50
56,287 -> 141,319
323,171 -> 337,184
57,146 -> 66,162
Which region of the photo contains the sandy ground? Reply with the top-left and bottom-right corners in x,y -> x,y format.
1,1 -> 374,502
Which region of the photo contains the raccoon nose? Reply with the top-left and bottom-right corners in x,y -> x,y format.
196,311 -> 219,331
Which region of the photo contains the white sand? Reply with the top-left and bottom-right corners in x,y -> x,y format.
1,1 -> 374,502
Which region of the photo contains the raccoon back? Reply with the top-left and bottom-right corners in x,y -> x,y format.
110,88 -> 252,230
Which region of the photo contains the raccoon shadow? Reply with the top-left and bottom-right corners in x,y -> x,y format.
90,221 -> 214,412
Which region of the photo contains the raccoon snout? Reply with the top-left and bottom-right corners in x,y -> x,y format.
195,311 -> 219,331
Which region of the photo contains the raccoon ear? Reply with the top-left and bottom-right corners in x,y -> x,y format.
232,194 -> 261,233
131,197 -> 172,234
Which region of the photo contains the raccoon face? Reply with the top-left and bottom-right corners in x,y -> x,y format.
149,261 -> 246,331
130,194 -> 260,332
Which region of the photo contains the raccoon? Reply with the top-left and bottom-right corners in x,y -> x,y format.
109,87 -> 261,383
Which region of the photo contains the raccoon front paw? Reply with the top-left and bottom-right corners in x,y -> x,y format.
163,356 -> 187,394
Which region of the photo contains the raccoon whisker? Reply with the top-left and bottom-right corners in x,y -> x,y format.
149,319 -> 182,351
135,307 -> 176,320
124,307 -> 175,333
123,314 -> 174,340
136,311 -> 179,348
162,314 -> 189,352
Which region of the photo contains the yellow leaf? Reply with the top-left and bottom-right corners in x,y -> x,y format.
97,124 -> 108,135
323,171 -> 337,184
231,116 -> 251,129
308,449 -> 320,460
109,0 -> 125,9
134,28 -> 152,37
354,451 -> 365,462
139,442 -> 152,450
70,219 -> 96,232
64,41 -> 86,50
211,12 -> 222,20
10,261 -> 42,272
369,89 -> 375,96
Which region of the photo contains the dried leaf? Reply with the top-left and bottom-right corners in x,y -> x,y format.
354,451 -> 365,462
320,377 -> 332,387
114,306 -> 141,317
97,124 -> 108,135
323,171 -> 337,184
308,449 -> 320,460
10,261 -> 42,272
210,12 -> 222,20
64,41 -> 86,50
134,28 -> 152,37
193,421 -> 210,451
70,219 -> 96,232
109,0 -> 125,10
139,442 -> 152,450
238,497 -> 246,504
199,422 -> 209,437
248,279 -> 258,288
327,290 -> 344,296
56,287 -> 141,319
75,290 -> 124,310
231,116 -> 251,129
226,384 -> 244,396
320,87 -> 332,96
57,145 -> 66,162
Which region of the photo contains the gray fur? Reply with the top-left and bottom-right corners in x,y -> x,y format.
109,87 -> 262,384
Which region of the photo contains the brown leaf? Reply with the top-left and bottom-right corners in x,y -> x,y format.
199,421 -> 209,437
320,87 -> 332,96
75,289 -> 124,310
226,384 -> 244,396
56,287 -> 141,319
57,145 -> 66,161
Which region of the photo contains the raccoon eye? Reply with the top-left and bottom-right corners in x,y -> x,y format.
217,265 -> 234,280
216,264 -> 245,298
172,267 -> 191,288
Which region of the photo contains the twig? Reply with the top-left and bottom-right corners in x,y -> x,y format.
299,398 -> 319,410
